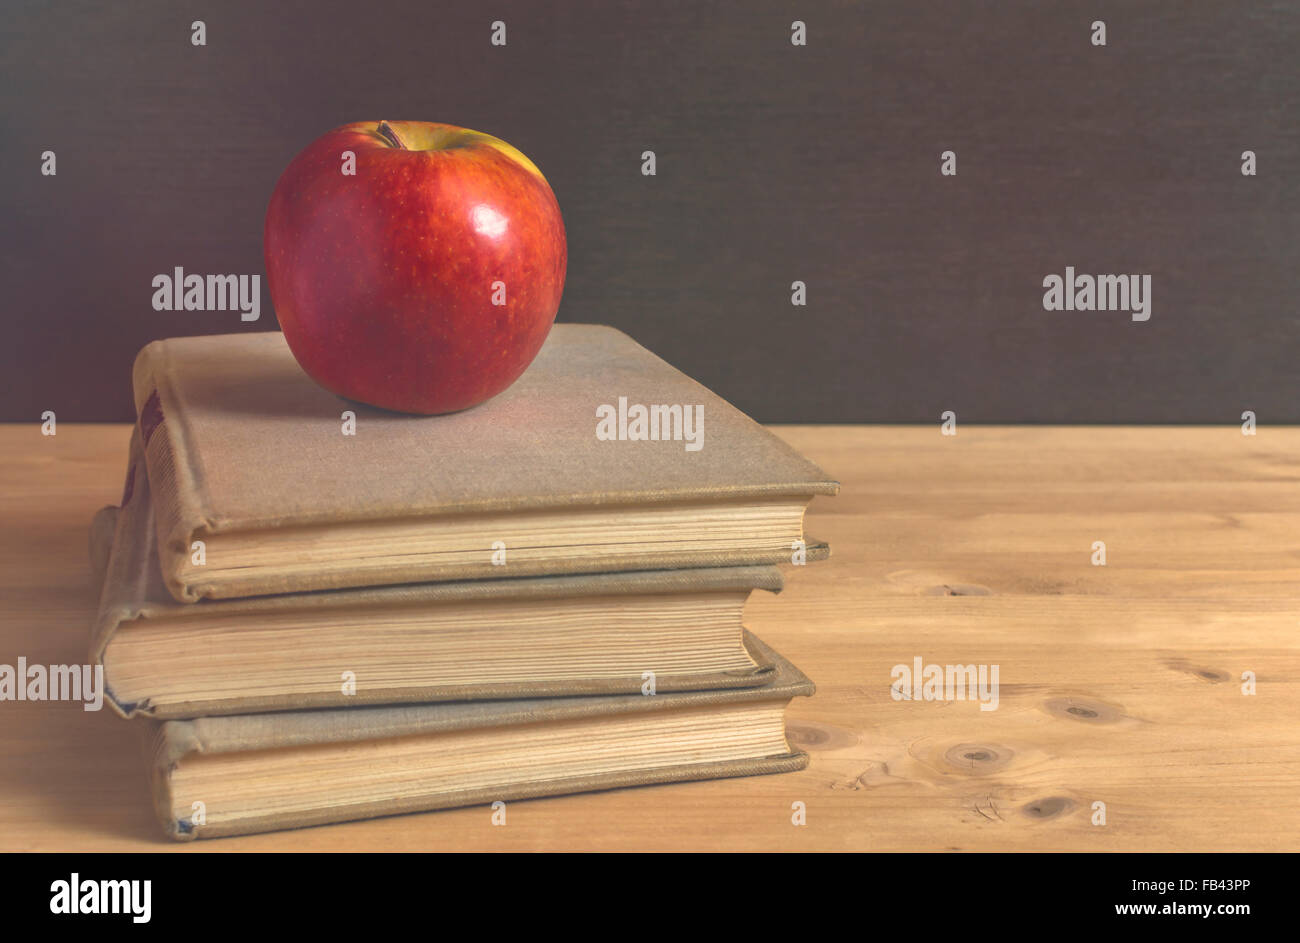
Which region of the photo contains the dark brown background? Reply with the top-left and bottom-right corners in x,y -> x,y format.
2,1 -> 1297,423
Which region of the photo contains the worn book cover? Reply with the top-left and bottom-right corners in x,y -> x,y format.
132,324 -> 837,602
91,433 -> 824,718
149,632 -> 815,840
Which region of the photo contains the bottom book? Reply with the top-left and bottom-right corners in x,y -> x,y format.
149,632 -> 814,840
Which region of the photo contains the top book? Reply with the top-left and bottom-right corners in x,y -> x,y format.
132,324 -> 837,602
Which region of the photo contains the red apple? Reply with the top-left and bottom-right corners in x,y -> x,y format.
264,120 -> 567,414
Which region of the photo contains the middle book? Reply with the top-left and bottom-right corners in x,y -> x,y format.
92,442 -> 800,719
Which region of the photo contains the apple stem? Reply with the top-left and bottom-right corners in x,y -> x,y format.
377,121 -> 407,150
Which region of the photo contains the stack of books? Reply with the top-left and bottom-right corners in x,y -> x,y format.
90,324 -> 837,840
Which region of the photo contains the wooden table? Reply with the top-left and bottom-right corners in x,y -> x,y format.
2,424 -> 1296,851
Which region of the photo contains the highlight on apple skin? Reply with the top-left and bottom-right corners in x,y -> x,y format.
264,120 -> 567,415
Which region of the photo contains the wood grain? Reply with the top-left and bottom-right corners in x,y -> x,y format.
0,423 -> 1296,851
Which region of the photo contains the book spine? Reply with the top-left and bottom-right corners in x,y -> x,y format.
90,438 -> 164,718
147,723 -> 193,841
131,342 -> 207,603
